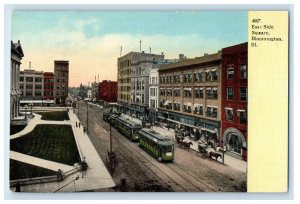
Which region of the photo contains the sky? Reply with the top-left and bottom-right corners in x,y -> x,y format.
11,11 -> 248,87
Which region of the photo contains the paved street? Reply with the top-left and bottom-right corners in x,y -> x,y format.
76,101 -> 247,192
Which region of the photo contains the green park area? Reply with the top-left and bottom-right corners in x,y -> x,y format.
10,159 -> 57,180
36,111 -> 70,121
10,124 -> 80,166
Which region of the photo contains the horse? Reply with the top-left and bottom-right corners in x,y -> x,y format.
179,141 -> 193,149
208,151 -> 222,161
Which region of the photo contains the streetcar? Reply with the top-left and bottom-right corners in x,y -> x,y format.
115,116 -> 142,141
138,128 -> 175,162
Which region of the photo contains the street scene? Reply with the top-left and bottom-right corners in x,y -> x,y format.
9,11 -> 248,192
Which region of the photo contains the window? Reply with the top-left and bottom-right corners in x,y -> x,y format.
194,105 -> 203,115
173,102 -> 181,111
57,79 -> 60,83
238,110 -> 247,124
160,88 -> 165,96
194,88 -> 203,98
183,104 -> 192,113
26,91 -> 32,96
26,77 -> 33,82
173,75 -> 180,83
35,91 -> 42,96
20,84 -> 24,89
35,85 -> 42,89
167,88 -> 172,96
206,71 -> 212,81
206,106 -> 218,118
240,65 -> 247,79
227,87 -> 234,100
173,89 -> 180,97
57,86 -> 60,90
184,88 -> 192,97
225,108 -> 233,121
187,74 -> 192,82
26,84 -> 33,89
35,77 -> 42,82
183,74 -> 188,82
227,67 -> 234,79
240,87 -> 247,101
20,77 -> 24,81
212,70 -> 218,81
206,87 -> 218,99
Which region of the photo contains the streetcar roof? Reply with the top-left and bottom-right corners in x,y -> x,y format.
138,128 -> 174,146
116,116 -> 142,128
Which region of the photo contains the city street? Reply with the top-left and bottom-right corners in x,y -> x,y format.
76,101 -> 247,192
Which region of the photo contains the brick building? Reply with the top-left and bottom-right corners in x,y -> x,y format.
43,72 -> 54,101
158,52 -> 222,145
221,42 -> 248,161
98,80 -> 118,102
54,60 -> 69,105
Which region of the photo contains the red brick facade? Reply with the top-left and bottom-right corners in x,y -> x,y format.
43,72 -> 54,100
221,42 -> 248,161
98,80 -> 118,102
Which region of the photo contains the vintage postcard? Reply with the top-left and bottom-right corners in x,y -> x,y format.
8,10 -> 288,193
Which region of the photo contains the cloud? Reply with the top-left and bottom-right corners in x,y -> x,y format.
14,20 -> 242,87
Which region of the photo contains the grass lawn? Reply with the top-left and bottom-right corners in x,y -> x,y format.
10,124 -> 80,166
10,125 -> 26,135
10,159 -> 56,180
35,111 -> 70,121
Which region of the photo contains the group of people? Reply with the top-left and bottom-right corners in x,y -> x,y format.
75,121 -> 87,134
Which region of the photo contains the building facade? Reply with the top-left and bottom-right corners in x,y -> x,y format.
158,52 -> 222,146
221,42 -> 248,161
20,69 -> 44,100
54,60 -> 69,105
43,72 -> 54,101
11,40 -> 24,120
98,80 -> 118,102
117,51 -> 164,119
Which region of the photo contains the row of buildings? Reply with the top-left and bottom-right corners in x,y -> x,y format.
117,43 -> 248,161
19,60 -> 69,106
10,40 -> 69,122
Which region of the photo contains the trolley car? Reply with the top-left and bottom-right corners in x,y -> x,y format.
138,128 -> 175,162
115,117 -> 142,141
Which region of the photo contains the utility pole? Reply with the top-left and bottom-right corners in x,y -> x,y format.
110,122 -> 112,175
86,102 -> 89,133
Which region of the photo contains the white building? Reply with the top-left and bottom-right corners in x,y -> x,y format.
10,40 -> 24,121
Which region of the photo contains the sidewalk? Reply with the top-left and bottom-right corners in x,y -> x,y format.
10,108 -> 115,192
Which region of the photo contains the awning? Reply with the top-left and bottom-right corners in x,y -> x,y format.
211,69 -> 217,72
20,100 -> 54,104
200,127 -> 216,133
225,107 -> 233,110
212,87 -> 218,91
205,70 -> 211,72
164,100 -> 170,106
237,109 -> 246,112
184,88 -> 192,91
194,103 -> 203,107
206,105 -> 218,108
206,87 -> 212,91
241,65 -> 247,70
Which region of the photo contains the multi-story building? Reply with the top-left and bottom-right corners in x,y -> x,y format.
98,80 -> 118,102
54,60 -> 69,105
117,51 -> 164,119
221,42 -> 248,161
158,52 -> 222,145
149,58 -> 179,121
43,72 -> 54,102
19,69 -> 44,101
11,40 -> 24,121
91,81 -> 99,102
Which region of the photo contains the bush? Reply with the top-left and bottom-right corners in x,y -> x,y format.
10,125 -> 26,135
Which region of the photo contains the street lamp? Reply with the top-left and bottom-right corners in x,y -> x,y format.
24,105 -> 28,120
29,102 -> 33,118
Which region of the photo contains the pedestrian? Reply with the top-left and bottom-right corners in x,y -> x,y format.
83,127 -> 86,134
79,122 -> 81,128
76,121 -> 78,127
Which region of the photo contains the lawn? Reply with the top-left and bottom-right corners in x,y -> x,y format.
10,124 -> 80,166
10,159 -> 57,180
35,111 -> 70,121
10,125 -> 26,135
